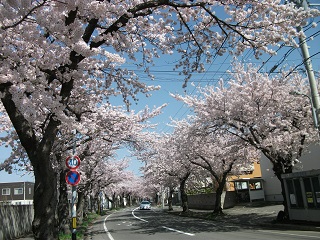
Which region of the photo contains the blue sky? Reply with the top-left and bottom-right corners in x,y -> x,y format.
1,2 -> 320,182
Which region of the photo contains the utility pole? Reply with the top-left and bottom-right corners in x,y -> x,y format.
291,0 -> 320,134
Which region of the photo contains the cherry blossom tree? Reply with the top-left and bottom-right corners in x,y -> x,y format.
157,118 -> 258,214
137,126 -> 205,212
173,120 -> 259,214
0,100 -> 164,231
173,61 -> 318,218
0,0 -> 318,238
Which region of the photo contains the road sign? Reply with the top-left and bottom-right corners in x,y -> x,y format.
66,155 -> 81,170
66,170 -> 81,186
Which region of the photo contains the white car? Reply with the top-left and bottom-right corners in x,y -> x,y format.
139,201 -> 151,210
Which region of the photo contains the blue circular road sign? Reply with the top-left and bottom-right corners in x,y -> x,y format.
66,170 -> 81,186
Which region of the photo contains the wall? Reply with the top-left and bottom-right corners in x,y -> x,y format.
188,191 -> 237,210
260,154 -> 283,201
260,143 -> 320,202
0,205 -> 33,240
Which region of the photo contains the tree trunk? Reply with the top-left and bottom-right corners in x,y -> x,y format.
77,190 -> 85,224
84,195 -> 89,218
1,83 -> 60,239
32,156 -> 59,239
213,181 -> 225,214
112,193 -> 118,209
127,194 -> 132,207
180,177 -> 189,212
168,188 -> 174,211
58,169 -> 70,234
89,195 -> 94,212
120,193 -> 125,207
273,163 -> 290,220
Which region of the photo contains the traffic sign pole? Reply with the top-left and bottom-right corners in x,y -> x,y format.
71,185 -> 77,240
71,130 -> 78,240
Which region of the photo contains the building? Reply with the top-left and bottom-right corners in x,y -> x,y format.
260,143 -> 320,202
227,162 -> 265,203
282,169 -> 320,222
0,182 -> 34,205
260,143 -> 320,222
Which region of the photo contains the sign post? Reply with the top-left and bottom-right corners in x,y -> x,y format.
66,155 -> 80,240
66,162 -> 80,240
71,185 -> 77,240
66,130 -> 80,240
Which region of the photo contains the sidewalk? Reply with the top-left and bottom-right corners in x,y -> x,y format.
165,202 -> 320,232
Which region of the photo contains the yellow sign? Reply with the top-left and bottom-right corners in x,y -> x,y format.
72,217 -> 77,229
306,192 -> 313,203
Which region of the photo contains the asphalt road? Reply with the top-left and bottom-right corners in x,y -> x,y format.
86,207 -> 320,240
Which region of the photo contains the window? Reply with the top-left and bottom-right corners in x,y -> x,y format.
2,188 -> 10,195
14,188 -> 23,195
235,181 -> 248,190
286,179 -> 304,208
29,187 -> 31,195
249,181 -> 262,190
311,177 -> 320,208
294,179 -> 304,208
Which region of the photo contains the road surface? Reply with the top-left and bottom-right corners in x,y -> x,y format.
86,207 -> 320,240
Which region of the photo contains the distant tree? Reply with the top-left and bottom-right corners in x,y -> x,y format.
137,131 -> 200,212
173,61 -> 318,217
0,1 -> 318,238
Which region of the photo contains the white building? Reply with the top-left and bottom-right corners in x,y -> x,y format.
260,143 -> 320,202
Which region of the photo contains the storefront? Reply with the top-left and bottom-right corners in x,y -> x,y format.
282,169 -> 320,222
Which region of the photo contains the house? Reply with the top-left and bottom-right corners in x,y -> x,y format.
227,162 -> 265,203
0,182 -> 34,205
186,162 -> 265,209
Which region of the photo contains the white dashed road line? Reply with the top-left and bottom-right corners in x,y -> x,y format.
162,226 -> 195,236
132,208 -> 195,236
258,230 -> 320,239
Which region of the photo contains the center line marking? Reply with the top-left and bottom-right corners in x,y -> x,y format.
132,208 -> 195,236
104,214 -> 115,240
162,226 -> 195,236
132,207 -> 148,222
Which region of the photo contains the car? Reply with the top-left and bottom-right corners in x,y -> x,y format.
139,201 -> 151,210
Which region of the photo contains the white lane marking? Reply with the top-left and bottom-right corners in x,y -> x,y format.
104,214 -> 115,240
132,208 -> 195,236
132,207 -> 148,222
162,226 -> 195,236
258,230 -> 320,239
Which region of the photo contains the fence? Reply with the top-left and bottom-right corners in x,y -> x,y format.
0,205 -> 33,240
